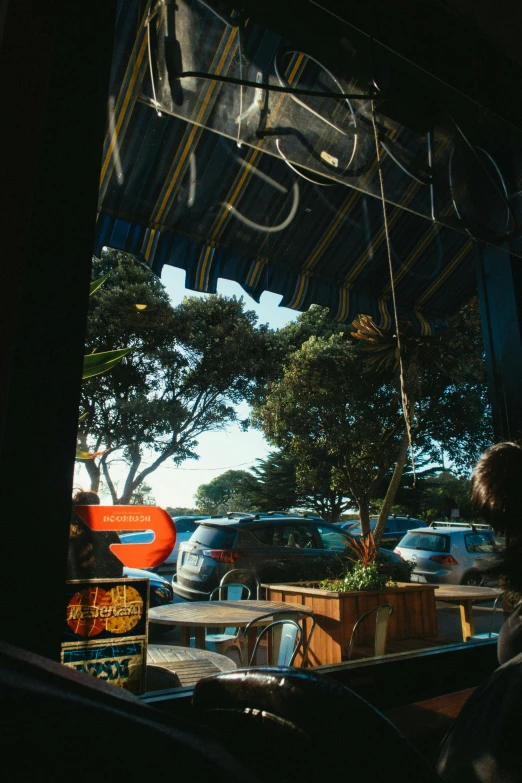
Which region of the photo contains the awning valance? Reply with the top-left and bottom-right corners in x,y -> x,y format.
94,0 -> 522,334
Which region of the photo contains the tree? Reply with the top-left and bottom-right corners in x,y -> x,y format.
128,483 -> 156,506
253,334 -> 404,525
194,470 -> 255,514
352,300 -> 492,543
78,249 -> 274,503
253,302 -> 492,532
243,451 -> 352,521
389,469 -> 475,523
165,506 -> 201,517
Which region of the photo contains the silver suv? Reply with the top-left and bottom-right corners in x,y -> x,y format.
394,522 -> 502,585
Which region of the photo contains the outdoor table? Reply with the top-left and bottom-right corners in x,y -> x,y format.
147,644 -> 236,688
148,600 -> 313,657
434,585 -> 503,641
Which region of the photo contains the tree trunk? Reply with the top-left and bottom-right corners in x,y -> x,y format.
83,456 -> 101,493
358,499 -> 371,536
374,428 -> 410,547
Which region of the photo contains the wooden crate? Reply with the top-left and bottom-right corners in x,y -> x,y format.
263,582 -> 438,666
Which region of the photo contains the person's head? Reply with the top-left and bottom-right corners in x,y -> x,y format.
471,441 -> 522,537
72,489 -> 100,506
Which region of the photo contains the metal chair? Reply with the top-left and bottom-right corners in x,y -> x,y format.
466,593 -> 503,642
244,609 -> 315,667
219,569 -> 262,598
347,603 -> 393,660
250,619 -> 302,667
191,583 -> 252,660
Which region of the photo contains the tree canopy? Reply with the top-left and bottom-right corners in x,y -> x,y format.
252,303 -> 493,528
78,249 -> 274,503
194,470 -> 256,515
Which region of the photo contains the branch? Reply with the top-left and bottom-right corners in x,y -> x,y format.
100,452 -> 118,504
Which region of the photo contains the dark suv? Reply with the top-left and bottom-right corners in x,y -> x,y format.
343,516 -> 426,549
173,513 -> 407,600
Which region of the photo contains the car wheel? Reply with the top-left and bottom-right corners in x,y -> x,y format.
461,571 -> 482,586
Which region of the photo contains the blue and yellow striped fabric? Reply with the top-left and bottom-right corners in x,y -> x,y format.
95,1 -> 479,335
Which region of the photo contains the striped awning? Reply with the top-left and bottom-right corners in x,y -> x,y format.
94,0 -> 518,334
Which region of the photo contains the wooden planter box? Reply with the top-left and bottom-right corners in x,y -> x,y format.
263,581 -> 438,666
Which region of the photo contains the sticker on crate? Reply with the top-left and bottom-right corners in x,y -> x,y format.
62,578 -> 149,693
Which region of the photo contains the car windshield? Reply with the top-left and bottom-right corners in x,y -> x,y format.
175,519 -> 199,533
189,525 -> 236,548
465,532 -> 498,553
399,532 -> 451,553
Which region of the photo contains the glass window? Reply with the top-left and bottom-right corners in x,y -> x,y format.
251,526 -> 275,546
284,524 -> 316,548
189,526 -> 236,548
399,532 -> 451,553
316,526 -> 349,550
175,518 -> 199,534
347,519 -> 378,534
397,519 -> 418,532
465,533 -> 497,553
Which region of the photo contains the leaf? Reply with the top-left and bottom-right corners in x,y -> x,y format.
82,348 -> 131,379
89,271 -> 112,297
76,448 -> 107,460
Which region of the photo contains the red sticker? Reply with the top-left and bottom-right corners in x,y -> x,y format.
66,586 -> 111,637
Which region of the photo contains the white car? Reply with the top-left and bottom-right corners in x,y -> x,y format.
394,521 -> 503,585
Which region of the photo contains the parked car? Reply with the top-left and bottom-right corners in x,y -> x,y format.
119,515 -> 208,576
173,513 -> 409,601
123,566 -> 173,606
343,516 -> 426,549
394,521 -> 503,585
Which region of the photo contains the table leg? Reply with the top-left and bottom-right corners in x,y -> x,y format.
459,600 -> 475,640
193,627 -> 206,650
246,628 -> 257,665
180,627 -> 191,647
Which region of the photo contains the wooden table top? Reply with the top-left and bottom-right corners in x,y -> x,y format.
148,599 -> 313,627
147,644 -> 235,688
434,585 -> 503,602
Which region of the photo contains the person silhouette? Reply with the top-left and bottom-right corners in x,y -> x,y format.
67,489 -> 123,580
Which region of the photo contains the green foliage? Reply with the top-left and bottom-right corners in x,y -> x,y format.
194,470 -> 255,514
79,249 -> 274,504
319,561 -> 394,592
251,300 -> 492,533
388,469 -> 475,523
252,331 -> 404,523
165,506 -> 202,516
377,552 -> 415,583
128,483 -> 156,505
82,348 -> 131,379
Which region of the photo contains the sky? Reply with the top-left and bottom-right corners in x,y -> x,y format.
75,265 -> 298,508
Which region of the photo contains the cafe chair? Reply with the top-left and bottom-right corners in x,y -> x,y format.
192,667 -> 442,783
244,610 -> 315,667
466,593 -> 503,642
191,582 -> 252,660
347,603 -> 393,660
219,569 -> 262,598
249,619 -> 302,667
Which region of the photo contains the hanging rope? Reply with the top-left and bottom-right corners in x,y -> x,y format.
370,100 -> 416,482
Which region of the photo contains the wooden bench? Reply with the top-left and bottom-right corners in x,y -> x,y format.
383,687 -> 476,759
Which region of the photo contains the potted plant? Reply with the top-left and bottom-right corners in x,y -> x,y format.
263,535 -> 438,666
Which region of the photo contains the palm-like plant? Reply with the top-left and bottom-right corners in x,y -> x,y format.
350,312 -> 459,546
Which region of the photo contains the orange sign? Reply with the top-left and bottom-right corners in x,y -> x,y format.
73,506 -> 176,568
